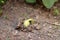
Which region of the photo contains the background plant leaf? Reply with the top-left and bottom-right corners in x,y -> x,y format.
26,0 -> 36,3
42,0 -> 57,9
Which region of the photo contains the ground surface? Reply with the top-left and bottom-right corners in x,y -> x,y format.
0,1 -> 60,40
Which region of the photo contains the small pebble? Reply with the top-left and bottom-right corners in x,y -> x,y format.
49,26 -> 52,29
12,30 -> 18,35
35,26 -> 41,30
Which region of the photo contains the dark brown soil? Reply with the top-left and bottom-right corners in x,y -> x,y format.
0,1 -> 60,40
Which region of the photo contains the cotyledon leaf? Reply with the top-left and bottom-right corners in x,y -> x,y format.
23,19 -> 35,27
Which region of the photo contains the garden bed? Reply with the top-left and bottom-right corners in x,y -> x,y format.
0,0 -> 60,40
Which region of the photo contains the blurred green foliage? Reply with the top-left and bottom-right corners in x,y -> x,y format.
26,0 -> 36,3
53,8 -> 60,16
0,0 -> 7,6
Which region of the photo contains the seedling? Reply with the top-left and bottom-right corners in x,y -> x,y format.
23,18 -> 35,27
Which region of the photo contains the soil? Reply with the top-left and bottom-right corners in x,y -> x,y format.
0,1 -> 60,40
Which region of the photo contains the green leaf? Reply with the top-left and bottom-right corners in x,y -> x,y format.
42,0 -> 57,9
26,0 -> 36,3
